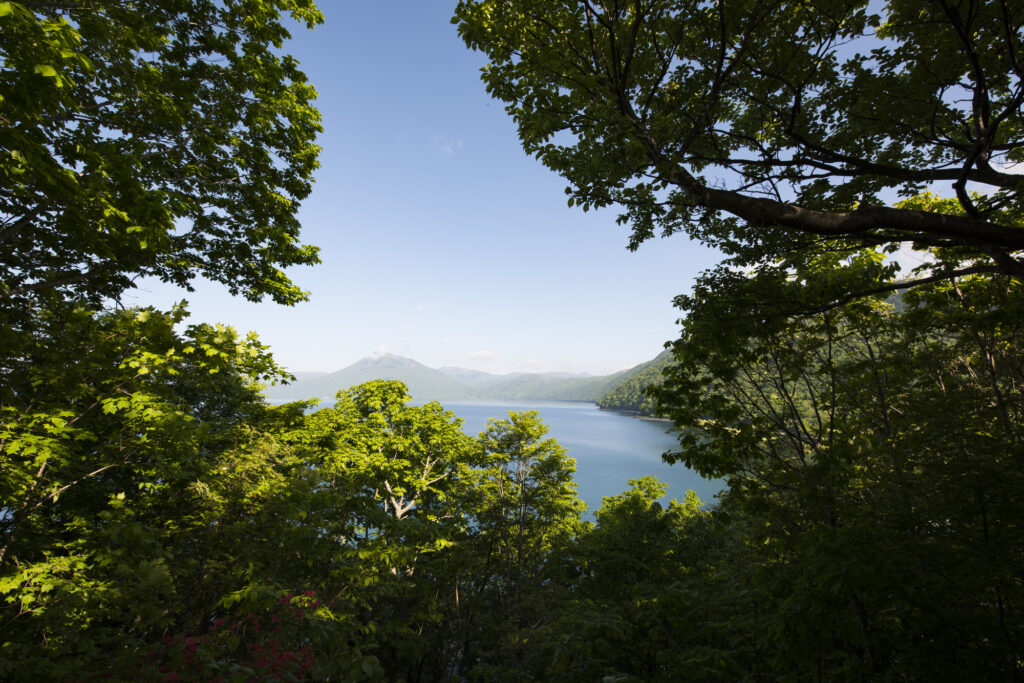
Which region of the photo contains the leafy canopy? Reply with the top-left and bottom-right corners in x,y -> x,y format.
0,0 -> 323,308
454,0 -> 1024,296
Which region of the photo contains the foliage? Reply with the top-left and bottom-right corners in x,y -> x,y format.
0,0 -> 323,308
454,411 -> 587,679
454,0 -> 1024,301
1,341 -> 595,679
0,1 -> 340,677
0,304 -> 335,679
452,3 -> 1024,679
652,273 -> 1024,678
6,0 -> 1024,679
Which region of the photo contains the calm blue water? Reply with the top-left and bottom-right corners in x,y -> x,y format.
443,400 -> 723,515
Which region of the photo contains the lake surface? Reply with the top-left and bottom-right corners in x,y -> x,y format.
442,400 -> 723,515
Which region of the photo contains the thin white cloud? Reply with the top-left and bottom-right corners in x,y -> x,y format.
432,136 -> 464,156
468,349 -> 499,360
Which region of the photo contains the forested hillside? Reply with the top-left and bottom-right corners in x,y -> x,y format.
3,1 -> 1023,681
269,352 -> 633,403
462,369 -> 621,402
596,349 -> 672,415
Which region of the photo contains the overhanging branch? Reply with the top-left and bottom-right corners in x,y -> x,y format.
673,169 -> 1024,262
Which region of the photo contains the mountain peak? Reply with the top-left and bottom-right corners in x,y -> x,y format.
362,352 -> 416,364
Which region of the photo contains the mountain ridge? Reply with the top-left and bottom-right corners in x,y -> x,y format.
267,352 -> 658,404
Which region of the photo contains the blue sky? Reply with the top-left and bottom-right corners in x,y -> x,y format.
132,2 -> 721,376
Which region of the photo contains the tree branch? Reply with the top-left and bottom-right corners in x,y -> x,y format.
674,170 -> 1024,262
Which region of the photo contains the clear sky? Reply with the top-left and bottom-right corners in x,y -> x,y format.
130,1 -> 722,376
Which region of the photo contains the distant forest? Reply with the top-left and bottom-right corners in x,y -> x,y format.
596,350 -> 672,416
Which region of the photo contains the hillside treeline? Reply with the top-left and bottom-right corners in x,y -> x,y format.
597,350 -> 673,416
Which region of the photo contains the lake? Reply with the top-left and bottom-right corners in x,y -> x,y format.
441,400 -> 723,515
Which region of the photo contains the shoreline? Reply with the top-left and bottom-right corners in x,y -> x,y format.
597,405 -> 672,423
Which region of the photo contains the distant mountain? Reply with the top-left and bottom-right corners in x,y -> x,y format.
436,366 -> 595,384
530,371 -> 594,379
288,371 -> 330,382
270,354 -> 478,402
597,349 -> 674,416
484,372 -> 621,402
436,367 -> 505,384
266,352 -> 673,407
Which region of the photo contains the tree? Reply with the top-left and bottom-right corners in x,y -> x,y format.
475,411 -> 585,611
453,411 -> 586,678
1,0 -> 323,308
454,0 -> 1023,299
652,276 -> 1024,678
0,2 -> 335,677
543,478 -> 768,680
0,305 -> 324,679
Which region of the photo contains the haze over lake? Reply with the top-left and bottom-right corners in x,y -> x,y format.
443,400 -> 723,514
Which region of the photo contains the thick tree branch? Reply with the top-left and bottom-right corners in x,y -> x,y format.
692,181 -> 1024,261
